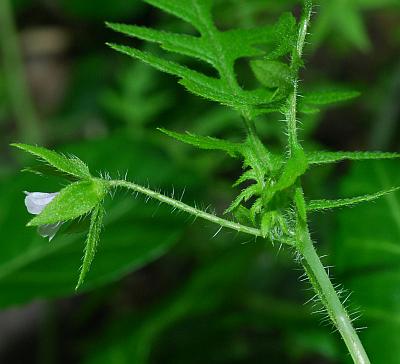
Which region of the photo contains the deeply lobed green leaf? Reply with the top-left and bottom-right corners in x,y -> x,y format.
108,2 -> 297,116
107,44 -> 272,110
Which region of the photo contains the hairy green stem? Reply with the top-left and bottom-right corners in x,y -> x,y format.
284,2 -> 370,362
0,0 -> 42,144
107,179 -> 275,240
286,0 -> 312,154
298,225 -> 371,364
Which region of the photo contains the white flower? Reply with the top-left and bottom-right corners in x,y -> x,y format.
24,191 -> 61,241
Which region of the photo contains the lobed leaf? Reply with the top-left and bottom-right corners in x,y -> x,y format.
108,2 -> 295,115
28,180 -> 107,226
12,143 -> 91,179
106,23 -> 213,65
76,204 -> 105,290
307,150 -> 400,165
143,0 -> 213,32
307,187 -> 400,212
159,128 -> 241,157
108,44 -> 271,109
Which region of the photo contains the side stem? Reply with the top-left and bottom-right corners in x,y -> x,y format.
107,179 -> 271,239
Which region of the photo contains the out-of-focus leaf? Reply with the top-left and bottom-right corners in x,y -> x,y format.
333,160 -> 400,363
60,0 -> 144,20
101,61 -> 171,129
83,245 -> 261,364
311,1 -> 371,51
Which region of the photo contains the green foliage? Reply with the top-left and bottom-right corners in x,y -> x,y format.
8,1 -> 400,362
307,187 -> 400,212
76,204 -> 105,289
158,128 -> 241,157
84,246 -> 260,364
12,143 -> 91,179
2,137 -> 186,305
106,2 -> 299,117
27,180 -> 106,226
250,59 -> 292,93
312,0 -> 399,52
334,161 -> 400,364
302,90 -> 360,105
101,61 -> 170,129
307,150 -> 400,165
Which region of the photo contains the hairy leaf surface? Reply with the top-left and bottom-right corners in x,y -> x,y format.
28,180 -> 106,226
12,143 -> 91,179
307,187 -> 400,212
159,128 -> 241,157
307,151 -> 400,165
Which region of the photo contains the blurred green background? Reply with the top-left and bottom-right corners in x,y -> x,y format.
0,0 -> 399,363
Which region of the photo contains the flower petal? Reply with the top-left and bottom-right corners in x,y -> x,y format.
24,192 -> 58,215
37,222 -> 62,241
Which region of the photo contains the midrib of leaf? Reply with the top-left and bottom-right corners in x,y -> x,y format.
190,0 -> 272,179
191,0 -> 253,120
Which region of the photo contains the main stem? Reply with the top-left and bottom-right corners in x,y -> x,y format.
298,225 -> 370,364
286,2 -> 370,363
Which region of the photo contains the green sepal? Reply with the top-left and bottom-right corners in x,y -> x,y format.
12,143 -> 91,179
28,180 -> 107,226
76,204 -> 105,290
